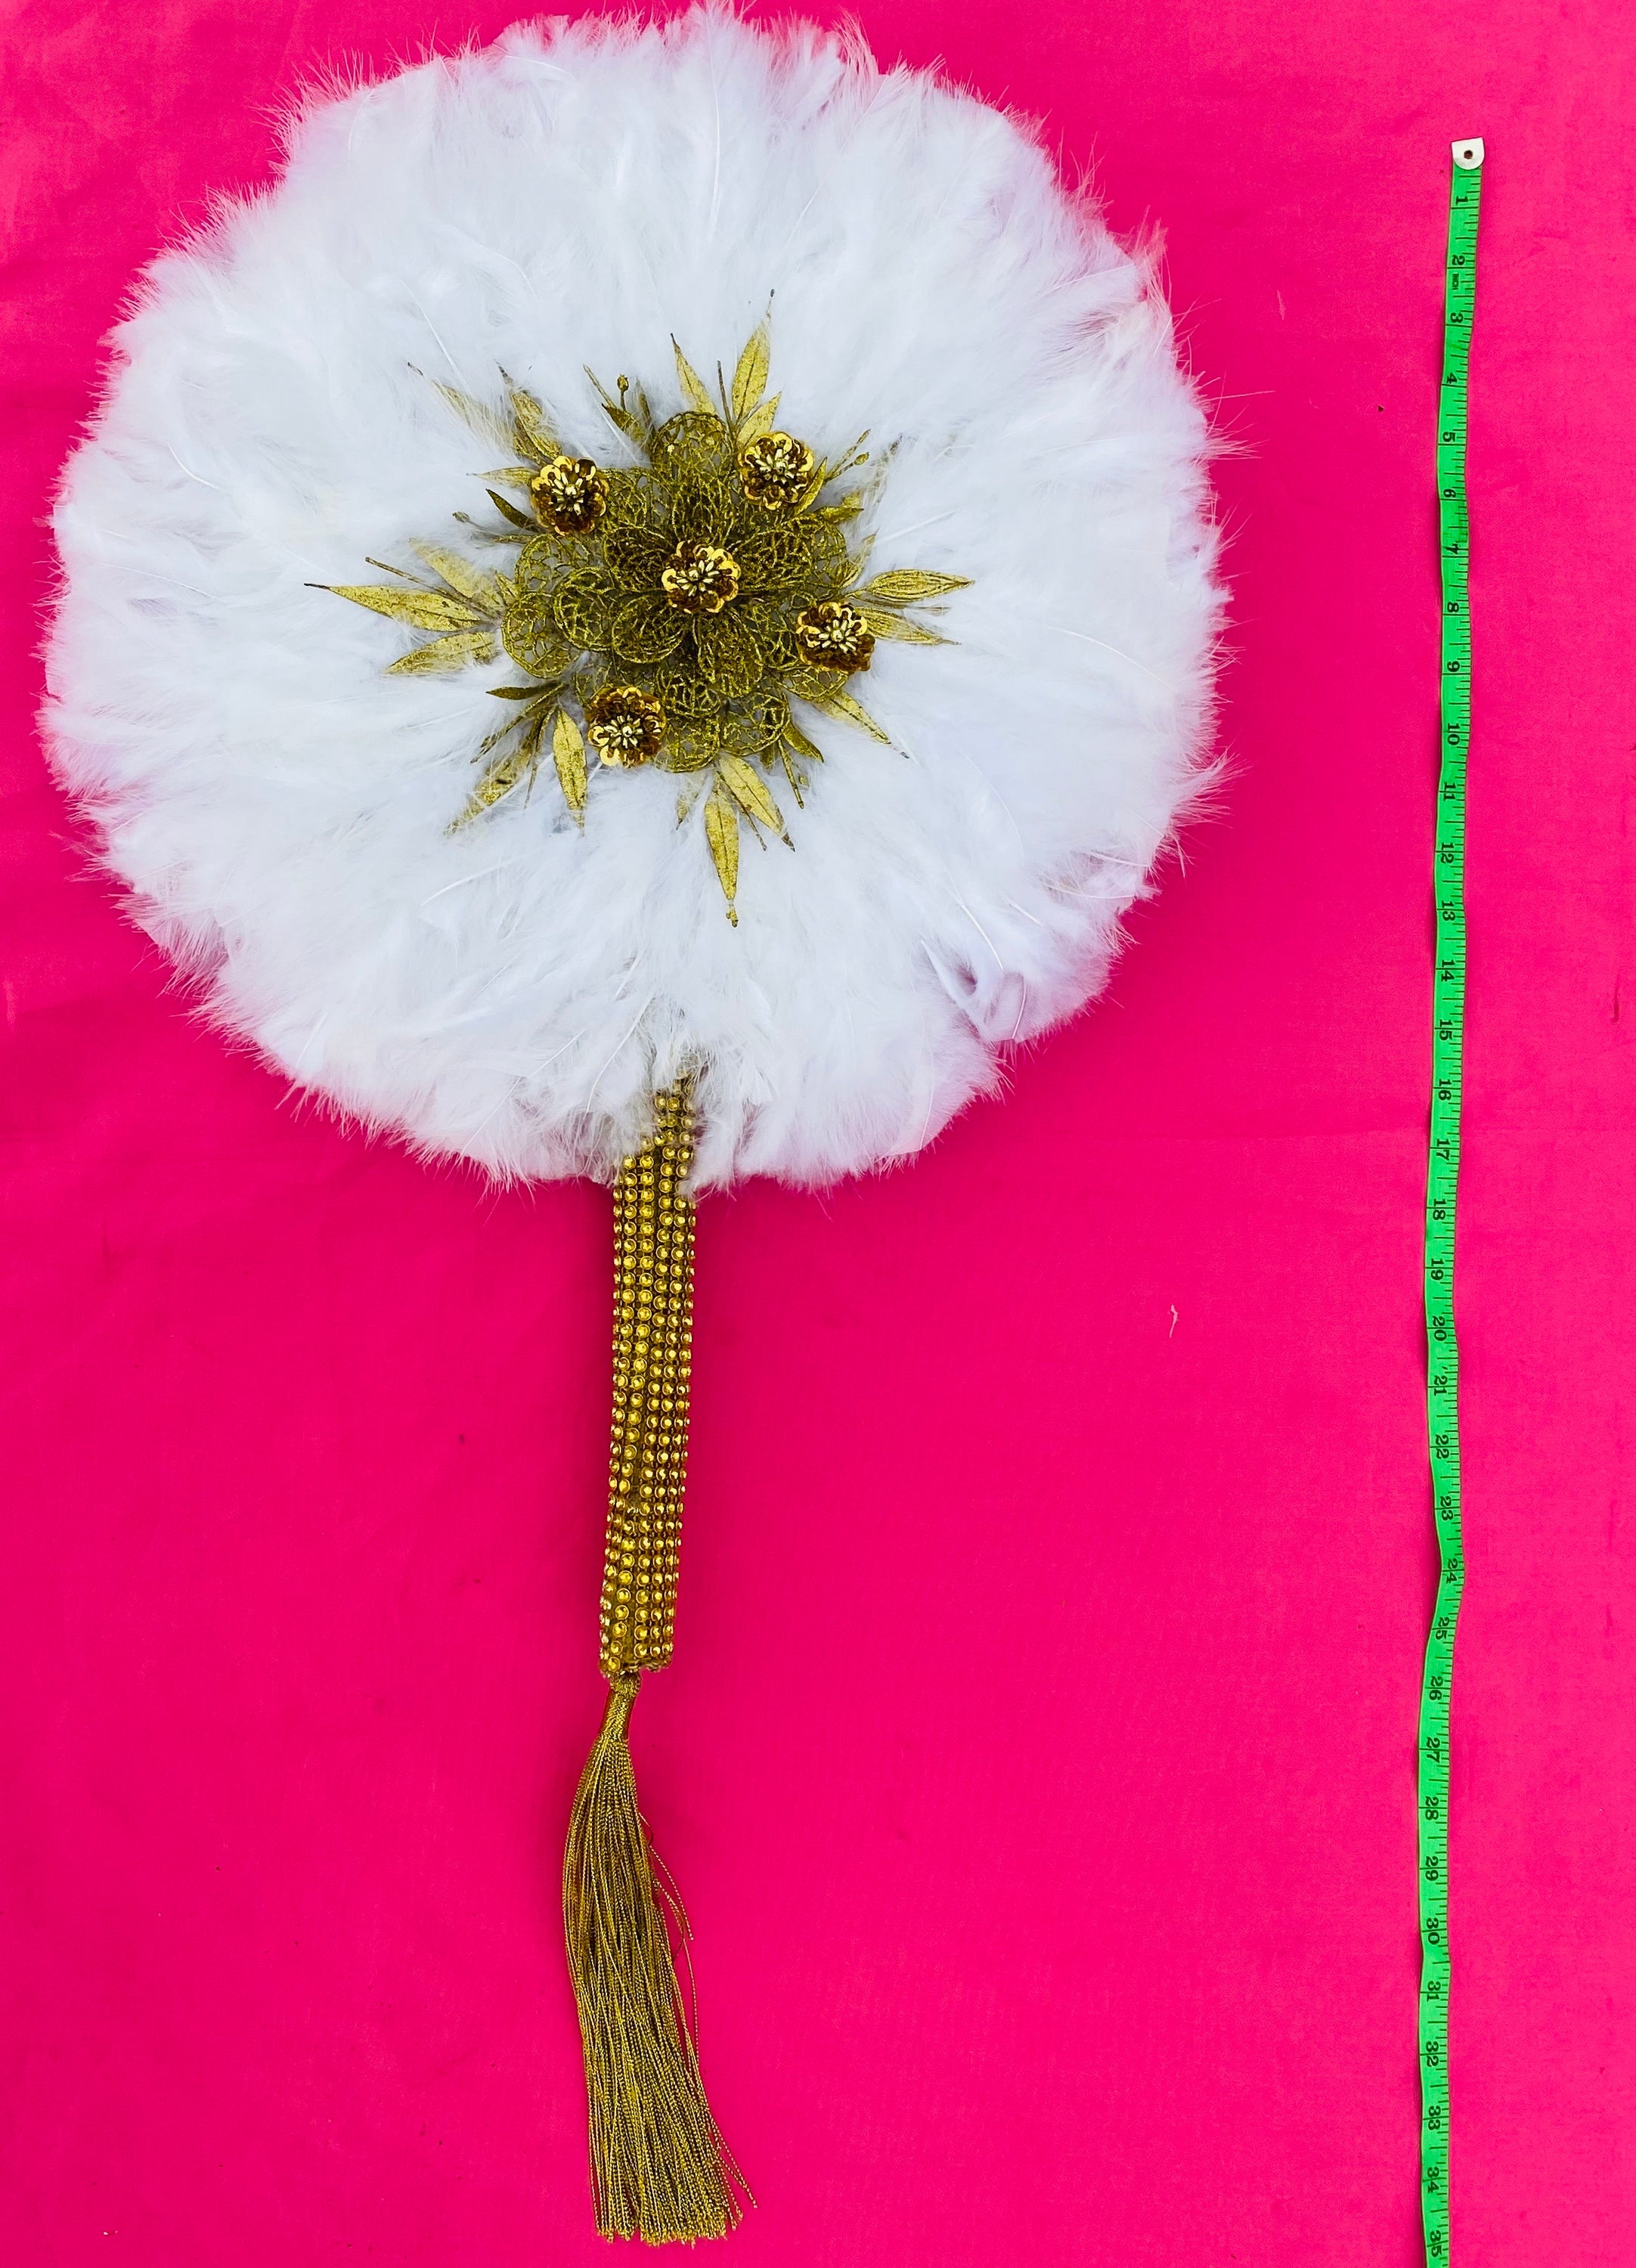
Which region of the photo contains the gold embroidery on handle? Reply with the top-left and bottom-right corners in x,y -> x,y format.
600,1077 -> 695,1677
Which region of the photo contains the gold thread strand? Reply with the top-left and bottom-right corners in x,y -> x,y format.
562,1672 -> 745,2242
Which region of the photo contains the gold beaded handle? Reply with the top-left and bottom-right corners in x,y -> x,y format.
600,1077 -> 696,1678
566,1074 -> 743,2241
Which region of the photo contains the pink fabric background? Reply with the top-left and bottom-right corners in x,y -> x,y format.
3,2 -> 1632,2260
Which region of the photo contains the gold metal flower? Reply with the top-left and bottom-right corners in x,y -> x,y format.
531,454 -> 609,536
587,684 -> 666,767
739,430 -> 816,513
660,541 -> 741,615
794,600 -> 874,673
322,324 -> 967,922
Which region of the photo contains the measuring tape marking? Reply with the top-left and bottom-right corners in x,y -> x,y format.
1418,134 -> 1483,2266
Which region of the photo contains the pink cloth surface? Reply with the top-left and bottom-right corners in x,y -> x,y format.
2,2 -> 1632,2261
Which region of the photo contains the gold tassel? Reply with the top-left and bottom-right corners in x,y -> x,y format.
562,1077 -> 747,2242
562,1673 -> 742,2242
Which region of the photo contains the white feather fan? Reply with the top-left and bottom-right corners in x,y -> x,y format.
45,9 -> 1221,1189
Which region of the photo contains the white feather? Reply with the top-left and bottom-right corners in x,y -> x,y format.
45,8 -> 1223,1188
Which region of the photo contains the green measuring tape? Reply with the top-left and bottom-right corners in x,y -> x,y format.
1419,134 -> 1483,2264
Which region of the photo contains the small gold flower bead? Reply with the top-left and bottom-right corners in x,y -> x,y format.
585,685 -> 667,767
739,431 -> 816,513
530,454 -> 609,537
660,541 -> 741,615
795,600 -> 875,673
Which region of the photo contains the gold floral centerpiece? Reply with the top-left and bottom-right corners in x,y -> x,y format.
324,327 -> 966,922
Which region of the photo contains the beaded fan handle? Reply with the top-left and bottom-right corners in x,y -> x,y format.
562,1076 -> 745,2242
601,1079 -> 696,1677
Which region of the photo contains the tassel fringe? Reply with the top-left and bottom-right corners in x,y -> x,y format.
562,1673 -> 745,2242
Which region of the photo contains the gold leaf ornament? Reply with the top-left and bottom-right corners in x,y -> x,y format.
430,379 -> 515,454
387,630 -> 498,674
703,784 -> 740,922
735,393 -> 782,448
671,337 -> 717,418
508,384 -> 562,463
717,753 -> 786,839
552,708 -> 588,818
327,581 -> 486,631
407,543 -> 507,609
781,712 -> 824,767
730,322 -> 771,423
857,568 -> 971,605
809,681 -> 892,742
452,720 -> 542,827
857,604 -> 947,646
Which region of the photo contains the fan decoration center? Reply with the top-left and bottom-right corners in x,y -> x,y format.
324,326 -> 966,920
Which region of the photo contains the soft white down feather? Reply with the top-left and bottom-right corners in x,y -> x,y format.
45,8 -> 1222,1188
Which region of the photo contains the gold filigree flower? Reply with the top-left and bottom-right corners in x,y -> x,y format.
661,541 -> 742,615
739,431 -> 816,514
325,324 -> 968,920
586,684 -> 667,768
794,600 -> 874,673
531,454 -> 609,536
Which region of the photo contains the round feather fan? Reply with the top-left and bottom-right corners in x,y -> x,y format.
45,11 -> 1223,2242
